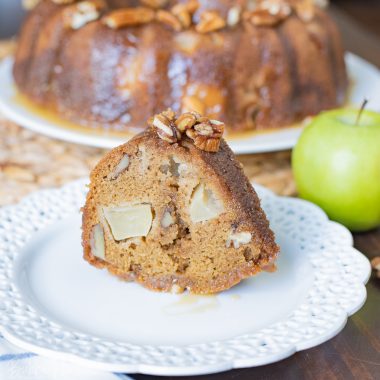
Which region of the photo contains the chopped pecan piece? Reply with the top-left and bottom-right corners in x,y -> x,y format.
150,110 -> 181,143
161,108 -> 176,120
156,10 -> 183,31
63,0 -> 104,30
186,119 -> 224,152
246,8 -> 288,26
171,4 -> 191,28
183,0 -> 199,14
243,0 -> 292,26
150,109 -> 224,152
175,112 -> 199,132
186,131 -> 222,152
171,0 -> 199,28
195,11 -> 226,33
194,120 -> 214,136
102,7 -> 155,28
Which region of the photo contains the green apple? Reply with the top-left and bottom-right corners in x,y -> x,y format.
292,108 -> 380,232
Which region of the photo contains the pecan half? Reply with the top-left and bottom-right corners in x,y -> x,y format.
194,120 -> 214,136
244,0 -> 292,26
150,109 -> 224,152
171,4 -> 191,28
161,108 -> 176,120
171,0 -> 199,28
186,119 -> 224,152
196,11 -> 226,33
63,0 -> 104,30
156,10 -> 183,31
183,0 -> 199,14
140,0 -> 168,9
175,112 -> 199,132
186,131 -> 222,152
102,7 -> 155,28
150,110 -> 181,143
246,8 -> 288,26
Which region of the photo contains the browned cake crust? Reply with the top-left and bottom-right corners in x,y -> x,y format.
82,113 -> 279,293
14,0 -> 347,133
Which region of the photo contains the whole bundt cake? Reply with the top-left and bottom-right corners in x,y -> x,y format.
14,0 -> 348,134
82,109 -> 279,293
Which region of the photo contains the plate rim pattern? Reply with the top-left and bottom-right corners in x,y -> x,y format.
0,179 -> 371,375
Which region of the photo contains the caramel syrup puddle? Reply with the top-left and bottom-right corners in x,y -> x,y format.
163,294 -> 219,315
12,90 -> 135,138
13,83 -> 353,142
163,292 -> 242,315
12,90 -> 303,141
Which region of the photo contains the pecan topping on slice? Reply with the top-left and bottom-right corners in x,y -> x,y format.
186,130 -> 222,152
140,0 -> 168,9
149,109 -> 224,152
161,108 -> 176,120
102,7 -> 155,28
175,112 -> 199,132
186,118 -> 224,152
150,109 -> 181,143
195,11 -> 226,33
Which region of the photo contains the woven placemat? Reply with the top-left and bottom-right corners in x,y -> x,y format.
0,40 -> 295,206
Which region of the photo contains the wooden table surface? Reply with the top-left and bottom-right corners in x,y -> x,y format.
131,4 -> 380,380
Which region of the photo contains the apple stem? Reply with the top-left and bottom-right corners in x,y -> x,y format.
355,98 -> 368,126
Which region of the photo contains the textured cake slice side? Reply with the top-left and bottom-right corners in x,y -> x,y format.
82,124 -> 279,294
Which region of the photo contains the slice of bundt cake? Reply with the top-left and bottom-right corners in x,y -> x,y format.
82,110 -> 279,293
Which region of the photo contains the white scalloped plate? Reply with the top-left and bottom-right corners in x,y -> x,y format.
0,53 -> 379,154
0,180 -> 371,376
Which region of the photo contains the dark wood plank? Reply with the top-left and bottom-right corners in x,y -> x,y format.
330,5 -> 380,68
333,0 -> 380,39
